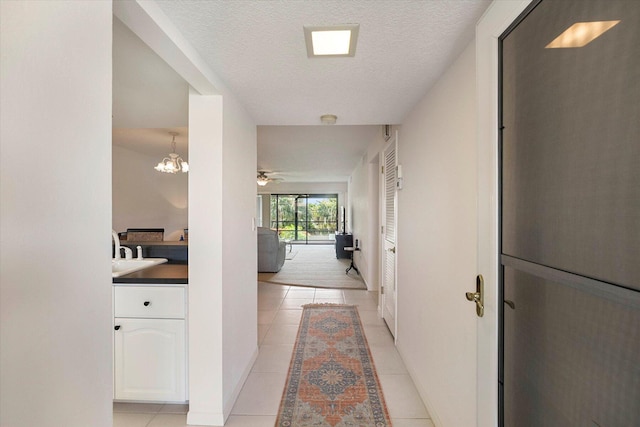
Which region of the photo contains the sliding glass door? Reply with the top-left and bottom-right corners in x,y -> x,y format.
270,194 -> 338,243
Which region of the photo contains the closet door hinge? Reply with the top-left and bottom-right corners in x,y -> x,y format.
381,165 -> 384,174
381,286 -> 384,295
381,226 -> 384,234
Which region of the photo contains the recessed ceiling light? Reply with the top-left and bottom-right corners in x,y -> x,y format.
545,20 -> 620,48
304,24 -> 359,57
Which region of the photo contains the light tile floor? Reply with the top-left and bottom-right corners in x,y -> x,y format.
114,283 -> 434,427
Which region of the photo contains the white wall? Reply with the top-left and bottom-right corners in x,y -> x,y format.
348,158 -> 370,283
188,90 -> 258,426
113,145 -> 188,240
188,93 -> 225,425
0,1 -> 113,426
394,40 -> 478,426
348,131 -> 387,290
221,93 -> 259,418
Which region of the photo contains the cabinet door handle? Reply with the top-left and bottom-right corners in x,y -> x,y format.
114,325 -> 121,331
143,301 -> 150,307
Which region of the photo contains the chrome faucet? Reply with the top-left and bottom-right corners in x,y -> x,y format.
112,229 -> 121,260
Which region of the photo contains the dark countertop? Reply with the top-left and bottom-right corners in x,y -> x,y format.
114,242 -> 188,265
121,241 -> 188,246
113,264 -> 188,285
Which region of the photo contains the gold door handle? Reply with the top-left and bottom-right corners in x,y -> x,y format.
388,247 -> 396,253
465,275 -> 484,317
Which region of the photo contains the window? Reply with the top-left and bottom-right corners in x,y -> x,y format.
269,194 -> 338,243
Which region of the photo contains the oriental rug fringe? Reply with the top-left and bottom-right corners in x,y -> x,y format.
275,304 -> 392,426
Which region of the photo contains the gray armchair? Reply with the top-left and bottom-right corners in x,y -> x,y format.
257,227 -> 286,273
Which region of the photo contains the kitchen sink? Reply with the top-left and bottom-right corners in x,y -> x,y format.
112,258 -> 168,277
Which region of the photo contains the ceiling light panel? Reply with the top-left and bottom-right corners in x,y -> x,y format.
546,20 -> 621,48
312,30 -> 351,55
304,24 -> 359,57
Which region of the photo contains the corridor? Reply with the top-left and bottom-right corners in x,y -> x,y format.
113,283 -> 433,426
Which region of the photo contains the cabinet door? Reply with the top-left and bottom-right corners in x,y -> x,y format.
114,318 -> 186,402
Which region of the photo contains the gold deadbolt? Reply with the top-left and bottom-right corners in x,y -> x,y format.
466,275 -> 484,317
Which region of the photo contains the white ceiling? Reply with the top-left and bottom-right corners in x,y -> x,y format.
113,127 -> 189,158
258,125 -> 380,182
113,1 -> 492,182
154,0 -> 491,126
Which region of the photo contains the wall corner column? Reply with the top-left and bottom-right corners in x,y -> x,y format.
187,91 -> 225,426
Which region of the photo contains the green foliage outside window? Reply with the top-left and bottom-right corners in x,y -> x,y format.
269,194 -> 338,242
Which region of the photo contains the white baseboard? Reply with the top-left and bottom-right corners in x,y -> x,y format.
361,275 -> 377,292
395,342 -> 443,427
186,411 -> 225,426
186,346 -> 259,426
222,346 -> 259,421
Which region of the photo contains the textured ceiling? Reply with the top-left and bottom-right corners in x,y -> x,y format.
114,1 -> 491,182
155,0 -> 492,126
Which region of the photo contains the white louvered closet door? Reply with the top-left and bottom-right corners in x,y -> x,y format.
382,132 -> 397,337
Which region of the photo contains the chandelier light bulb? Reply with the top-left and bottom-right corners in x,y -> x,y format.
154,132 -> 188,174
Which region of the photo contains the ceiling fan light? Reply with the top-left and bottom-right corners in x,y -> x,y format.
257,171 -> 271,186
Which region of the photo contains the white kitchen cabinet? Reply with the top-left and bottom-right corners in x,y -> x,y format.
113,285 -> 187,402
114,286 -> 186,319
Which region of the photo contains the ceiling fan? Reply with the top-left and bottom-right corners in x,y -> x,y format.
256,171 -> 282,186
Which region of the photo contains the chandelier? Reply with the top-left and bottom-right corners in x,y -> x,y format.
154,132 -> 189,174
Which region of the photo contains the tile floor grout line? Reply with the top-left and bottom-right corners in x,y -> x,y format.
144,412 -> 156,427
115,283 -> 430,426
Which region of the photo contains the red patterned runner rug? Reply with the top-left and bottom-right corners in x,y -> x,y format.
275,304 -> 392,426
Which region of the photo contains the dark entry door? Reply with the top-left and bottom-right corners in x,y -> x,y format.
499,1 -> 640,425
